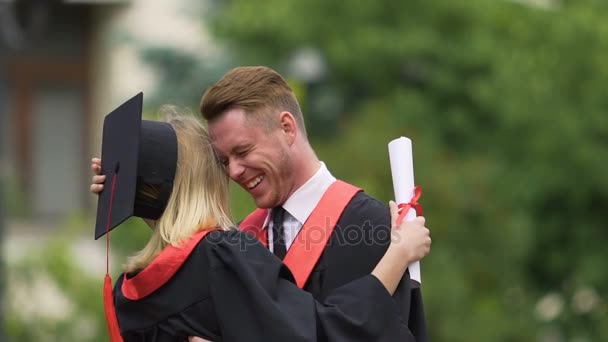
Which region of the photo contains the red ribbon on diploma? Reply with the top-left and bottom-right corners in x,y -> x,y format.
396,185 -> 423,225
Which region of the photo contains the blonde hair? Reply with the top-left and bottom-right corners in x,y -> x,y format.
124,107 -> 233,273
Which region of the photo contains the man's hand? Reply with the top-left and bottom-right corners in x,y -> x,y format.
90,158 -> 106,194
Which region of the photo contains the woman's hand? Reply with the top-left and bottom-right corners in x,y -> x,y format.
189,337 -> 212,342
371,201 -> 432,295
388,201 -> 431,264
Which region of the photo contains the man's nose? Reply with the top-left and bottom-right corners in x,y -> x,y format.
226,159 -> 245,180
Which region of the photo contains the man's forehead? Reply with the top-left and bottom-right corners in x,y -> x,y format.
208,127 -> 253,154
206,120 -> 232,144
207,128 -> 219,142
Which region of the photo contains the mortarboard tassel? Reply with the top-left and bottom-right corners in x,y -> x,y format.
104,274 -> 123,342
103,171 -> 124,342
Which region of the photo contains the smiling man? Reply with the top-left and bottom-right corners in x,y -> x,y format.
199,66 -> 428,341
90,66 -> 429,341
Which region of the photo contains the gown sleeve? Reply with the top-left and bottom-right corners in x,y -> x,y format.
204,231 -> 411,342
329,193 -> 424,341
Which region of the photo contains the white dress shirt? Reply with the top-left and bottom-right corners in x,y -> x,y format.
267,161 -> 336,252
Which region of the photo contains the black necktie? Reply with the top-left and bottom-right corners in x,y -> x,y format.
272,207 -> 287,259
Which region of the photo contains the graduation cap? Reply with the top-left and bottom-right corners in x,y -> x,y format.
95,92 -> 178,342
95,92 -> 178,239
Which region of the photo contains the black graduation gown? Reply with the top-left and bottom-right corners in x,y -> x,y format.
300,192 -> 428,342
113,230 -> 408,341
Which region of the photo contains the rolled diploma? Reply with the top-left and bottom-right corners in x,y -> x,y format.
388,137 -> 421,284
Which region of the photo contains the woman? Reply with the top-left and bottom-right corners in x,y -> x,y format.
94,100 -> 431,341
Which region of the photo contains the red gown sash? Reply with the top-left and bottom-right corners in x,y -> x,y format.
121,230 -> 211,300
239,180 -> 362,288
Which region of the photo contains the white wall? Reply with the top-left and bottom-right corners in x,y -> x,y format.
88,0 -> 218,167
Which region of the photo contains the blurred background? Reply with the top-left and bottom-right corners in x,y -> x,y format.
1,0 -> 607,341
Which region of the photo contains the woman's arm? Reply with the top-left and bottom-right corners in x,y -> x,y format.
206,227 -> 431,342
371,201 -> 431,295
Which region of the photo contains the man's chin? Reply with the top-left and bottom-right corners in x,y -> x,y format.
252,195 -> 275,209
254,201 -> 273,209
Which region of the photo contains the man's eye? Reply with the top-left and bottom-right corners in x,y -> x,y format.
237,149 -> 249,157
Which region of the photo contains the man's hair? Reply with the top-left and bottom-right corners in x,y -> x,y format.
124,107 -> 233,273
200,66 -> 306,135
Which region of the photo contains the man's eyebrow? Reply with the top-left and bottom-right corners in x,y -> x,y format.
231,143 -> 252,153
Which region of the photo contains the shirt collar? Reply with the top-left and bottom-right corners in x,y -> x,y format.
282,161 -> 336,225
262,162 -> 336,228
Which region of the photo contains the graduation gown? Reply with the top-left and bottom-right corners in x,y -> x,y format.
113,230 -> 409,341
305,191 -> 428,341
241,190 -> 428,342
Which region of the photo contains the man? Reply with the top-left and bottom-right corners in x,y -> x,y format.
92,66 -> 428,341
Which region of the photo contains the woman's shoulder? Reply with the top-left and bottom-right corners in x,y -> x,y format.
198,229 -> 265,253
203,228 -> 260,244
197,228 -> 274,266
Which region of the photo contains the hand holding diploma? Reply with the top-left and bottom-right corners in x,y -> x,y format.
388,137 -> 424,284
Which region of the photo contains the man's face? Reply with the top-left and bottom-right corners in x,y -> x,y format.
208,107 -> 294,209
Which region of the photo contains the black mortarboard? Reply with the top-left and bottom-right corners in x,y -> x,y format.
94,92 -> 178,239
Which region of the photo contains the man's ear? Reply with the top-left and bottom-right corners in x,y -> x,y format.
278,111 -> 297,145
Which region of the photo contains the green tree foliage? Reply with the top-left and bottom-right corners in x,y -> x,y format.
210,0 -> 608,340
0,180 -> 6,340
140,47 -> 233,110
4,214 -> 151,341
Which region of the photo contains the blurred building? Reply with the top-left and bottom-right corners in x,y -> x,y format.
1,0 -> 215,332
1,0 -> 212,224
1,0 -> 122,221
